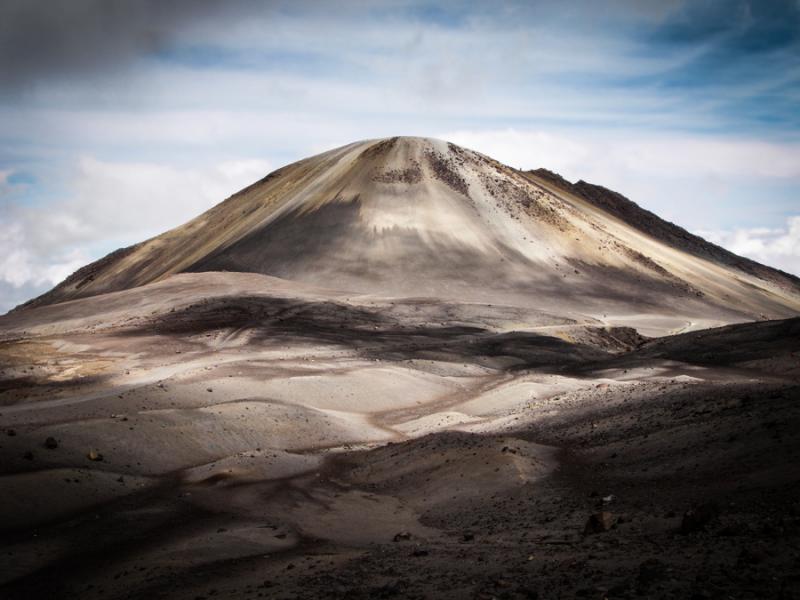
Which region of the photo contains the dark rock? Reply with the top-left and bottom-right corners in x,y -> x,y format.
584,511 -> 614,535
393,531 -> 412,542
681,503 -> 719,533
44,436 -> 58,449
22,451 -> 33,460
410,548 -> 429,557
7,429 -> 16,437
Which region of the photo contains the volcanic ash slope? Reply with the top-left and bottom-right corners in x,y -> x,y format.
19,136 -> 800,334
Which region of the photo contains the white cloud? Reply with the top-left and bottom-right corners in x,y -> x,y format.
0,156 -> 271,301
0,222 -> 89,288
698,216 -> 800,276
441,128 -> 800,182
66,156 -> 271,239
440,129 -> 593,178
612,138 -> 800,180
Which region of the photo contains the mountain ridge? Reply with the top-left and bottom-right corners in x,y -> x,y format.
13,136 -> 800,330
526,167 -> 799,291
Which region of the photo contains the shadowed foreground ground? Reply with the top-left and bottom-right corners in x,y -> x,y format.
1,282 -> 798,599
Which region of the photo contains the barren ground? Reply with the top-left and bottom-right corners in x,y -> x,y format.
1,273 -> 798,599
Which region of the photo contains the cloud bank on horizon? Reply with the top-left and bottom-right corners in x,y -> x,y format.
0,0 -> 798,311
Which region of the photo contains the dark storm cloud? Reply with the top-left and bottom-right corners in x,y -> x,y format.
0,0 -> 258,92
651,0 -> 800,52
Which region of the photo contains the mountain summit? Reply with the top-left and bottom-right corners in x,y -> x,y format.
19,136 -> 800,329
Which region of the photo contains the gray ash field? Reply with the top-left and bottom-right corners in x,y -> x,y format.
1,138 -> 799,599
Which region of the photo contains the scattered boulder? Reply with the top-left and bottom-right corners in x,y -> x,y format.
393,531 -> 412,542
584,511 -> 614,535
680,503 -> 719,534
87,450 -> 104,462
7,429 -> 16,437
44,437 -> 58,449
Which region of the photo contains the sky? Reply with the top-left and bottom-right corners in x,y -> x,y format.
0,0 -> 799,313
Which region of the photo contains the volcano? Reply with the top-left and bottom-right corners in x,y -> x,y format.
1,137 -> 799,600
19,136 -> 800,333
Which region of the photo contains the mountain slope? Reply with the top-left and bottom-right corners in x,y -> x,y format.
526,167 -> 797,292
15,137 -> 800,328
